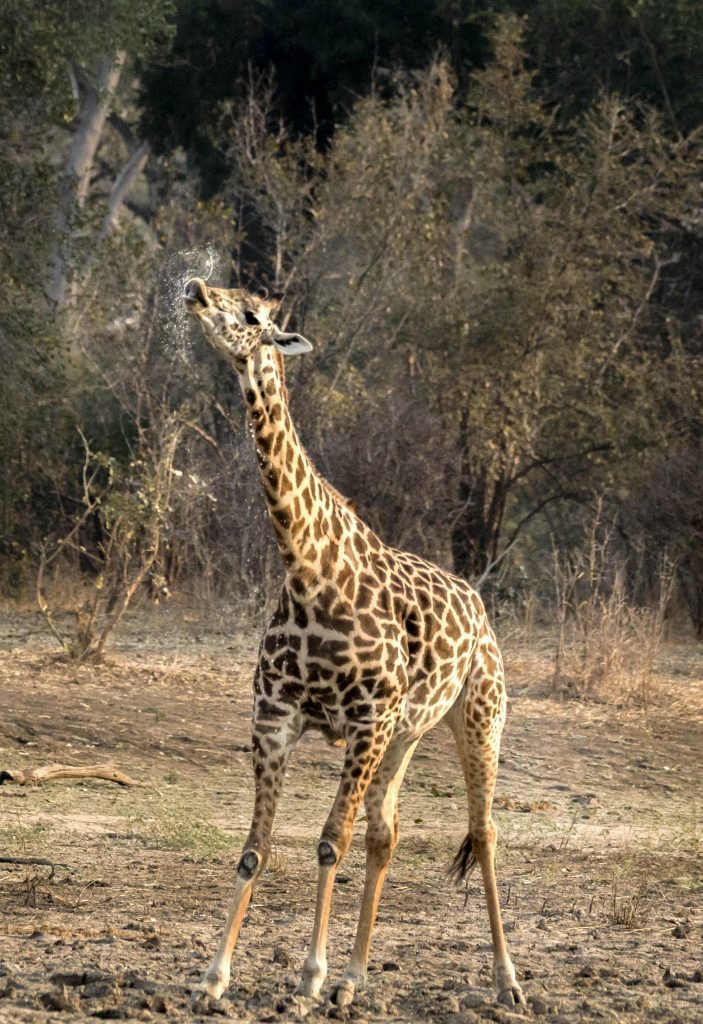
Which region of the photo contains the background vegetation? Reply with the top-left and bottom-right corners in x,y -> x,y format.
2,0 -> 702,660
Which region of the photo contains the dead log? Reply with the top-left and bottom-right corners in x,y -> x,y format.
0,856 -> 71,876
0,763 -> 150,788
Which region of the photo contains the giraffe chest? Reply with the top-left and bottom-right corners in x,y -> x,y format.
256,592 -> 477,742
255,550 -> 489,739
257,623 -> 404,730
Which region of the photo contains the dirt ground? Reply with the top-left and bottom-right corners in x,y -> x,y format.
1,609 -> 702,1024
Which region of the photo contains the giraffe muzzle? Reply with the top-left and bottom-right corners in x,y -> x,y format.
184,277 -> 209,310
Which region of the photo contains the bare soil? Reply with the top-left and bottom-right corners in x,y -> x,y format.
1,609 -> 702,1023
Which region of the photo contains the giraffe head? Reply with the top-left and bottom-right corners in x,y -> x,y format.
183,278 -> 312,363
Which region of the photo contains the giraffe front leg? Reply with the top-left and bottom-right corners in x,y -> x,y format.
330,738 -> 419,1008
298,724 -> 390,999
194,712 -> 299,1002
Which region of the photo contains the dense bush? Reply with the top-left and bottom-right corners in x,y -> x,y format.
1,3 -> 702,645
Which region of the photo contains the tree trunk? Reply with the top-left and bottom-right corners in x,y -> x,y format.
450,414 -> 511,582
48,52 -> 127,307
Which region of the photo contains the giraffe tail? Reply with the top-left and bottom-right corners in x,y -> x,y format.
448,832 -> 478,884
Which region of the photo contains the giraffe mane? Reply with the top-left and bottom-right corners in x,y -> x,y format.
274,348 -> 360,519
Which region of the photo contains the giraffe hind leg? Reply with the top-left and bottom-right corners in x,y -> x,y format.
448,832 -> 477,883
446,640 -> 526,1011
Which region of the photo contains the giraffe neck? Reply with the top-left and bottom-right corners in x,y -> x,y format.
238,346 -> 349,592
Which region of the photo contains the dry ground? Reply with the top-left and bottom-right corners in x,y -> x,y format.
0,609 -> 702,1024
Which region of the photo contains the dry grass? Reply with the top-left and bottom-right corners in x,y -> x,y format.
138,803 -> 235,857
518,516 -> 680,706
607,880 -> 655,928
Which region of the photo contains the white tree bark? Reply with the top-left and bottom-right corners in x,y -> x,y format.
101,140 -> 150,238
47,52 -> 127,307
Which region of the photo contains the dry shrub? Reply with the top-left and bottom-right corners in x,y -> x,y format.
551,512 -> 675,705
608,881 -> 654,928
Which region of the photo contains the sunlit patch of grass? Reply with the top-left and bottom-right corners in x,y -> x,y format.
0,821 -> 51,857
401,832 -> 457,867
143,808 -> 234,857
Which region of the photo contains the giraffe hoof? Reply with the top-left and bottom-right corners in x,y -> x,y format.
497,982 -> 527,1011
330,979 -> 356,1008
194,969 -> 229,1001
297,971 -> 325,998
189,990 -> 221,1016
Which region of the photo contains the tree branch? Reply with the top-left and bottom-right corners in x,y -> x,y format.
101,142 -> 150,238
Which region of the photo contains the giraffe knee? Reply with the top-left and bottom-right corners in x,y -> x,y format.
317,839 -> 340,867
237,849 -> 262,880
471,819 -> 497,861
365,819 -> 398,866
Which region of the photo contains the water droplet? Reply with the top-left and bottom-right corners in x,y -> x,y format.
157,244 -> 224,360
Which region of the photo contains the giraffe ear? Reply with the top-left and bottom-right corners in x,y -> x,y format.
268,327 -> 313,355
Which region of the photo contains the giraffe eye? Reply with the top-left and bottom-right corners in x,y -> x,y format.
244,310 -> 260,326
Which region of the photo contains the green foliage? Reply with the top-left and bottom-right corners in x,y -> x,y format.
216,14 -> 701,596
1,0 -> 702,634
523,0 -> 703,133
0,0 -> 175,120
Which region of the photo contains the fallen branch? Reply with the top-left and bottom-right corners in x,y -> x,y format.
0,856 -> 58,868
0,763 -> 150,788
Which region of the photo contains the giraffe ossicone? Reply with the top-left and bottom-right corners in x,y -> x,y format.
184,277 -> 527,1012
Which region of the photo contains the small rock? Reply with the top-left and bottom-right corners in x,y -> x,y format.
692,969 -> 702,983
276,994 -> 316,1018
456,1012 -> 480,1024
40,988 -> 79,1012
152,995 -> 173,1014
529,996 -> 548,1015
460,992 -> 486,1009
83,981 -> 119,1000
86,972 -> 116,986
327,1005 -> 350,1020
49,971 -> 87,988
123,974 -> 157,994
672,923 -> 691,939
576,964 -> 594,978
382,962 -> 400,972
272,945 -> 293,968
663,968 -> 686,989
445,994 -> 461,1013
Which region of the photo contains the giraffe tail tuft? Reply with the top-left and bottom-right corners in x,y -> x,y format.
448,832 -> 478,884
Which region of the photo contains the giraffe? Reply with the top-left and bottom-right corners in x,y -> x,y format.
183,276 -> 526,1011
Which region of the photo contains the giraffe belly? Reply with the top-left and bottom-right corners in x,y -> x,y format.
399,661 -> 470,737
